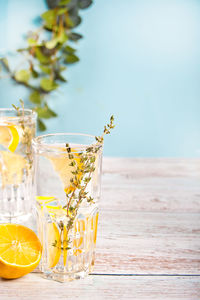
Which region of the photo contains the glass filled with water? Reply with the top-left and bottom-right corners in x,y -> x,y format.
33,133 -> 103,282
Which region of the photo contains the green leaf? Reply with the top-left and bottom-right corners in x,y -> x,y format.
68,32 -> 83,41
44,23 -> 54,31
64,45 -> 76,54
59,0 -> 71,6
0,58 -> 10,72
56,72 -> 67,82
27,38 -> 37,46
45,30 -> 68,49
39,65 -> 51,74
45,38 -> 59,49
14,69 -> 30,83
31,68 -> 39,78
57,7 -> 67,15
38,118 -> 46,131
41,9 -> 56,25
78,0 -> 93,9
35,48 -> 51,64
65,16 -> 74,28
68,15 -> 82,28
17,47 -> 29,53
59,66 -> 67,71
65,54 -> 79,64
57,31 -> 68,44
40,78 -> 59,92
29,91 -> 42,104
36,103 -> 57,119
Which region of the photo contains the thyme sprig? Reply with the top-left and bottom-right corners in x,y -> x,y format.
58,115 -> 115,250
12,100 -> 35,169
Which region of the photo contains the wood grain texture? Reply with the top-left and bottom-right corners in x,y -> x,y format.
1,274 -> 200,300
101,158 -> 200,212
94,211 -> 200,274
1,158 -> 200,299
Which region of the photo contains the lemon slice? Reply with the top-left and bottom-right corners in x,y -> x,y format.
0,125 -> 20,152
47,223 -> 61,268
45,148 -> 83,194
63,226 -> 68,266
36,195 -> 70,266
73,219 -> 85,256
45,205 -> 67,217
0,151 -> 26,186
94,212 -> 99,245
36,196 -> 57,205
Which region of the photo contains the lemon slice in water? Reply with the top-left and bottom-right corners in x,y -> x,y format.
0,151 -> 26,186
0,125 -> 20,152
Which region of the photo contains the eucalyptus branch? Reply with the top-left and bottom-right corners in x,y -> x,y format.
0,0 -> 93,131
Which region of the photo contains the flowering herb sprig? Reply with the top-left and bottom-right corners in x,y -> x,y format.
55,115 -> 115,250
12,100 -> 35,169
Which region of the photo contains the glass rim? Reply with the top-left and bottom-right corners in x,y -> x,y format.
32,133 -> 102,153
0,108 -> 37,120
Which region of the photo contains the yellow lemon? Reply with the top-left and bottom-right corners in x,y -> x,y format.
36,196 -> 57,205
47,223 -> 61,268
46,148 -> 83,194
63,226 -> 68,266
0,151 -> 26,187
0,224 -> 42,279
0,125 -> 20,152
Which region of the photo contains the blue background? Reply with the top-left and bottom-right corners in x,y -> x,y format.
0,0 -> 200,157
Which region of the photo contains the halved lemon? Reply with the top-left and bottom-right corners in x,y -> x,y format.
0,125 -> 20,152
0,224 -> 42,279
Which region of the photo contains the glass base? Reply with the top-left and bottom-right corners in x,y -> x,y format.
0,211 -> 32,223
42,269 -> 90,282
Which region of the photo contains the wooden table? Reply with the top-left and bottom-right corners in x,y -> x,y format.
1,158 -> 200,299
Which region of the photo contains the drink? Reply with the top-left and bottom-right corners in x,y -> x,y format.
0,108 -> 36,222
33,133 -> 102,282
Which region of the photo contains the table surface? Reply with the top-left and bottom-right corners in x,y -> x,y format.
1,158 -> 200,300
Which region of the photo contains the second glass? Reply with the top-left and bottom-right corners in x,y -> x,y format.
33,133 -> 103,282
0,108 -> 36,222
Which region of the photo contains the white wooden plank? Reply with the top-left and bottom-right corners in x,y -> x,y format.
93,211 -> 200,274
0,274 -> 199,300
102,158 -> 200,177
101,158 -> 200,212
1,158 -> 200,299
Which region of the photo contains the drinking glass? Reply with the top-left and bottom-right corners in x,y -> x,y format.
0,108 -> 36,222
33,133 -> 103,282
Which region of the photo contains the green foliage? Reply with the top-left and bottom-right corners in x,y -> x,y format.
29,91 -> 42,104
0,0 -> 93,130
38,119 -> 47,131
40,78 -> 59,91
14,69 -> 30,83
78,0 -> 93,9
65,53 -> 79,64
36,103 -> 57,119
